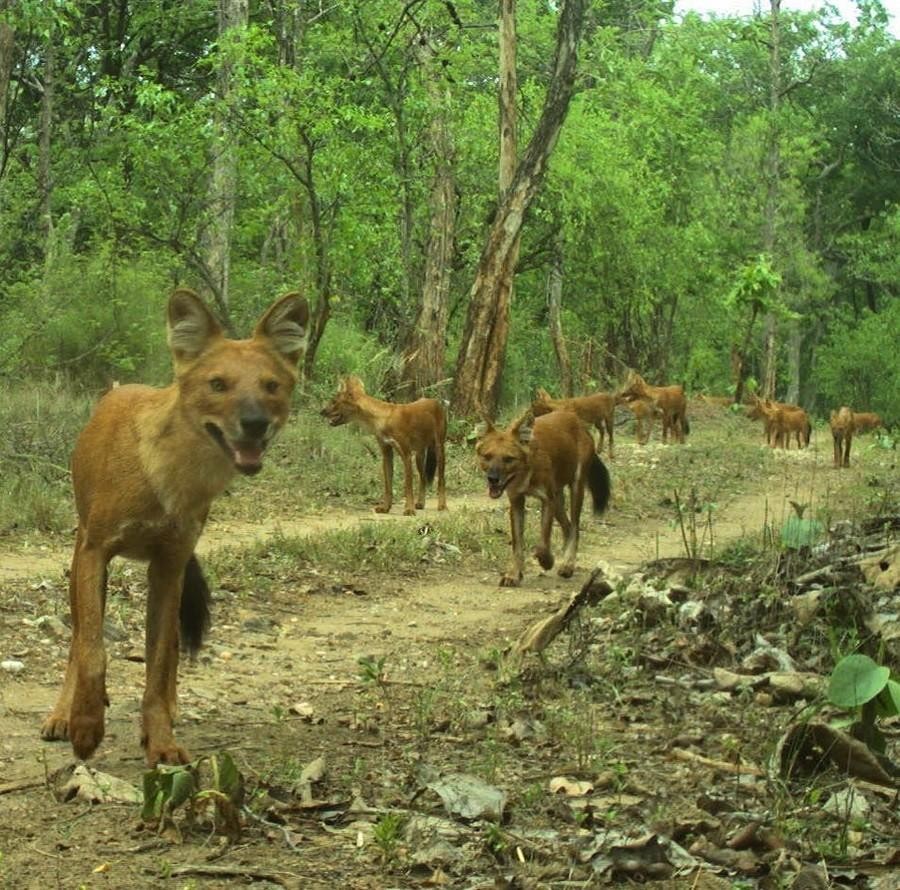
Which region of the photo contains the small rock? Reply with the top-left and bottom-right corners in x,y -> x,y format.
1,660 -> 25,673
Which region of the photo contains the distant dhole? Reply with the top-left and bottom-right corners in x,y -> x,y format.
41,288 -> 309,766
531,387 -> 617,458
617,372 -> 689,444
321,376 -> 447,515
829,406 -> 855,468
476,410 -> 610,587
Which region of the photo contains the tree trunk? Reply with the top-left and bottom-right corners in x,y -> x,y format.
39,30 -> 54,265
547,235 -> 573,397
785,321 -> 801,405
452,0 -> 588,418
0,4 -> 14,181
401,44 -> 457,397
204,0 -> 248,325
760,0 -> 781,400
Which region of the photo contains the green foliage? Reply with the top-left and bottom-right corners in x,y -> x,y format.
780,515 -> 825,550
827,654 -> 899,755
815,300 -> 900,424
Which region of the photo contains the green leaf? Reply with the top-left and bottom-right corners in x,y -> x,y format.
875,679 -> 900,718
780,515 -> 824,549
828,654 -> 890,709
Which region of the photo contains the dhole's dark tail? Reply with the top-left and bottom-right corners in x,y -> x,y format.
180,554 -> 211,657
588,455 -> 611,515
425,446 -> 437,484
683,415 -> 691,436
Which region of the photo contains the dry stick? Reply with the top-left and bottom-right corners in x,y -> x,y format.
168,864 -> 297,884
669,747 -> 765,777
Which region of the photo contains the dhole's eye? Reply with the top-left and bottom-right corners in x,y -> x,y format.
209,377 -> 228,393
263,379 -> 280,394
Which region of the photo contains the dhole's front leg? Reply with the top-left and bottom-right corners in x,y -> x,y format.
41,532 -> 110,760
500,494 -> 526,587
375,442 -> 394,513
415,451 -> 427,510
142,556 -> 190,766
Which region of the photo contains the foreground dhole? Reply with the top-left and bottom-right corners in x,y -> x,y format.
476,410 -> 610,587
321,376 -> 447,515
41,288 -> 309,766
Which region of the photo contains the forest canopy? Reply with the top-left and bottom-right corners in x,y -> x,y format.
0,0 -> 897,421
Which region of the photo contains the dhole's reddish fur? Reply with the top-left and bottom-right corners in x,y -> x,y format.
616,394 -> 657,445
617,372 -> 689,443
476,410 -> 610,587
321,376 -> 447,515
746,394 -> 810,449
41,288 -> 309,766
852,412 -> 882,433
830,406 -> 854,468
531,387 -> 616,458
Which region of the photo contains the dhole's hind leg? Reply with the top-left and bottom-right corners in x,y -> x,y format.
436,440 -> 447,511
558,480 -> 584,578
375,443 -> 394,513
42,533 -> 110,760
399,450 -> 416,515
415,452 -> 426,510
142,556 -> 190,766
533,497 -> 556,571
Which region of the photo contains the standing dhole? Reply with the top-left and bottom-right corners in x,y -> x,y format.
41,288 -> 309,766
321,376 -> 448,515
531,387 -> 617,458
830,406 -> 855,468
476,410 -> 610,587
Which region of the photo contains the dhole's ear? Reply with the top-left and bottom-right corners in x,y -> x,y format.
254,292 -> 310,365
167,288 -> 224,367
510,410 -> 535,445
345,376 -> 365,395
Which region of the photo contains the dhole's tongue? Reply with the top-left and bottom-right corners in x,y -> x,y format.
487,483 -> 504,499
233,444 -> 263,471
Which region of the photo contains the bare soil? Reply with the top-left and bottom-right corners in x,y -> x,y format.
0,421 -> 896,890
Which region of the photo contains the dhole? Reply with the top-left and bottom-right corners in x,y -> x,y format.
617,372 -> 689,444
852,412 -> 882,433
616,394 -> 658,445
746,394 -> 810,448
321,376 -> 447,515
41,288 -> 309,766
531,387 -> 616,458
829,406 -> 854,468
476,410 -> 610,587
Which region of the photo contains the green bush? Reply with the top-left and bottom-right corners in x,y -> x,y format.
815,301 -> 900,425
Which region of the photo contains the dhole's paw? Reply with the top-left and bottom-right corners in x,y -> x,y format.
533,547 -> 554,570
144,738 -> 190,767
374,505 -> 391,514
557,564 -> 574,579
69,713 -> 105,760
499,574 -> 521,588
40,713 -> 70,741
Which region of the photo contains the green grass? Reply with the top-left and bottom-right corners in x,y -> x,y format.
0,381 -> 92,533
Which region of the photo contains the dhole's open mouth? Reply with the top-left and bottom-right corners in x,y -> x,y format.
487,476 -> 512,499
205,423 -> 266,476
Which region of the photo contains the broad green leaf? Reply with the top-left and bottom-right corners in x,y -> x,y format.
875,679 -> 900,718
828,654 -> 890,709
780,516 -> 824,550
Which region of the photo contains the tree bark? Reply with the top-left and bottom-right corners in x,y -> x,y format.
761,0 -> 781,400
785,321 -> 801,405
204,0 -> 248,325
38,29 -> 54,263
401,43 -> 457,397
451,0 -> 588,418
547,235 -> 573,397
0,3 -> 14,181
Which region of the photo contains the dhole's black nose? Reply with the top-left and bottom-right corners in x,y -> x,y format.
487,470 -> 501,484
240,414 -> 270,439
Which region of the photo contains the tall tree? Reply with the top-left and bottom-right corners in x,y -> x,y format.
204,0 -> 248,326
452,0 -> 589,418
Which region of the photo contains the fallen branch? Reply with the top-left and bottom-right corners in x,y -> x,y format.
670,747 -> 766,777
512,567 -> 613,656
